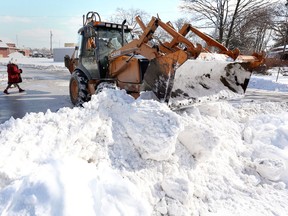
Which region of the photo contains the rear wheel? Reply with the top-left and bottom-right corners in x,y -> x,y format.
69,70 -> 89,106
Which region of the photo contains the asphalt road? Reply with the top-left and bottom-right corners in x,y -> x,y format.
0,65 -> 72,124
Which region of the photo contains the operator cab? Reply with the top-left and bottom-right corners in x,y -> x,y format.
76,11 -> 133,80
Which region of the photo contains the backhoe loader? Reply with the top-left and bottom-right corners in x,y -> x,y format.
64,11 -> 265,108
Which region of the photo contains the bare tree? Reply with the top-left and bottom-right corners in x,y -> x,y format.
271,1 -> 288,48
180,0 -> 274,51
273,23 -> 288,47
109,8 -> 150,30
229,5 -> 275,52
173,18 -> 191,31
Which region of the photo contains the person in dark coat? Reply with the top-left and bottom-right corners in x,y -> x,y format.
3,58 -> 25,94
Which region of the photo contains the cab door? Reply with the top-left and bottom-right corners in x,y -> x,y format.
79,26 -> 101,79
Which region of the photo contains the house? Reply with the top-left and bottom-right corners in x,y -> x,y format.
264,45 -> 288,70
267,45 -> 288,60
0,40 -> 30,57
0,40 -> 9,57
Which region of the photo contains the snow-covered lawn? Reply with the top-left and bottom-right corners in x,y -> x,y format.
0,55 -> 288,215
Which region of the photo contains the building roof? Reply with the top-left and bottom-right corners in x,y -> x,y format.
0,40 -> 9,48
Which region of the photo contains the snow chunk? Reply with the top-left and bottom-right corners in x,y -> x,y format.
161,177 -> 190,204
243,112 -> 288,183
255,158 -> 286,181
127,100 -> 182,160
178,125 -> 219,160
89,89 -> 183,161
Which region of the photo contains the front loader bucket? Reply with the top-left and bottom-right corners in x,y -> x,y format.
141,50 -> 188,102
142,53 -> 253,109
169,53 -> 253,109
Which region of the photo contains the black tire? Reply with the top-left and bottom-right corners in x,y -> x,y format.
69,70 -> 89,106
95,82 -> 117,94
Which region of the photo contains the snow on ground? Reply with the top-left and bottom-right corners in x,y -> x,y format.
0,56 -> 288,215
0,53 -> 65,71
248,68 -> 288,92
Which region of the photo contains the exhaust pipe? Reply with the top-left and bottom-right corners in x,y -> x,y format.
121,19 -> 127,46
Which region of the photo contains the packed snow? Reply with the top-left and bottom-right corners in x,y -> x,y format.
1,55 -> 288,216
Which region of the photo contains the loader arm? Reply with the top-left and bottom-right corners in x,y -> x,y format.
183,25 -> 240,60
135,16 -> 239,60
135,16 -> 202,58
110,16 -> 207,61
174,24 -> 265,69
134,16 -> 264,70
108,18 -> 162,62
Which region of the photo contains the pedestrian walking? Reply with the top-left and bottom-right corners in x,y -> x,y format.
3,58 -> 25,94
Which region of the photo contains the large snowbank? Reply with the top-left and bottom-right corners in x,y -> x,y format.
0,58 -> 288,215
1,89 -> 288,215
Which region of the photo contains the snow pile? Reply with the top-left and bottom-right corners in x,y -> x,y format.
1,86 -> 288,215
0,89 -> 181,215
1,56 -> 288,215
248,75 -> 288,92
0,57 -> 66,71
8,52 -> 25,59
243,112 -> 288,182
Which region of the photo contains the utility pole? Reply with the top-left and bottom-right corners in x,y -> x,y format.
16,35 -> 18,47
50,30 -> 53,53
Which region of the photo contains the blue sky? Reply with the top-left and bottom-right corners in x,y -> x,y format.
0,0 -> 182,49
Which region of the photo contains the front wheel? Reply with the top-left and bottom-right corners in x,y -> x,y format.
95,81 -> 117,94
69,70 -> 89,106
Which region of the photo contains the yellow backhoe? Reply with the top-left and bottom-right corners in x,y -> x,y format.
65,11 -> 265,108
